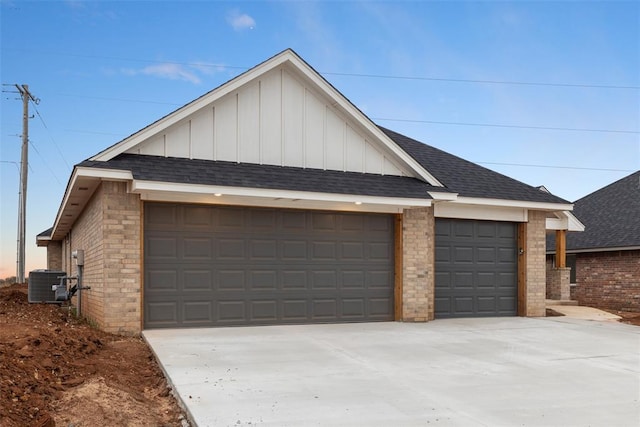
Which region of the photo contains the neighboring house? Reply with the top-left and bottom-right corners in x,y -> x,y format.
547,171 -> 640,311
36,49 -> 576,334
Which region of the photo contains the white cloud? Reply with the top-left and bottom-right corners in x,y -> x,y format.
226,9 -> 256,31
122,63 -> 201,84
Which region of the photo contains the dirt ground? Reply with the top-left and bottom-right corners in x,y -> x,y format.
2,283 -> 639,427
0,284 -> 188,427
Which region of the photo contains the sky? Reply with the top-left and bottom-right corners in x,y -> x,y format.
1,0 -> 638,279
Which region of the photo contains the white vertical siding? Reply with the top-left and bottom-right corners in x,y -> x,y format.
282,69 -> 304,167
325,108 -> 345,171
124,65 -> 411,176
166,123 -> 190,158
238,82 -> 261,164
345,125 -> 364,172
260,69 -> 282,165
304,88 -> 325,169
215,94 -> 238,162
191,107 -> 214,160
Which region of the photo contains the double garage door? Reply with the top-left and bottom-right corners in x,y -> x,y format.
144,203 -> 518,328
144,203 -> 395,328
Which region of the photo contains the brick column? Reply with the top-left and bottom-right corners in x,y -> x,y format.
546,267 -> 571,300
526,210 -> 547,316
402,206 -> 435,321
47,241 -> 63,270
101,181 -> 142,335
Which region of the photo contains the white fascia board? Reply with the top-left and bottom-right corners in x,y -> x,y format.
130,180 -> 432,208
546,211 -> 585,232
428,191 -> 458,201
75,166 -> 134,181
454,196 -> 574,212
434,202 -> 528,222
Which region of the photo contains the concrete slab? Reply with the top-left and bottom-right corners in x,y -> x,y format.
549,305 -> 622,321
144,318 -> 640,427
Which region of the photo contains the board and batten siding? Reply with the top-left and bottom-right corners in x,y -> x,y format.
127,66 -> 410,176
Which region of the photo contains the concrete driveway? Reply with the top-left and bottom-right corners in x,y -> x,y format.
144,317 -> 640,427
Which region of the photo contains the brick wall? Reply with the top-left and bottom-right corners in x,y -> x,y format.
65,182 -> 142,335
526,210 -> 546,316
546,267 -> 571,300
69,185 -> 105,329
47,241 -> 63,271
100,181 -> 142,334
574,250 -> 640,311
402,206 -> 435,321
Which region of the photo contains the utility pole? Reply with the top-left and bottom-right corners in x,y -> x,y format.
15,84 -> 38,284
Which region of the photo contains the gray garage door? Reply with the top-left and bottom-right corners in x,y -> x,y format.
144,203 -> 394,328
435,218 -> 517,318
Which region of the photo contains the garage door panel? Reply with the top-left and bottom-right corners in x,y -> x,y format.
368,270 -> 393,289
312,241 -> 337,259
146,204 -> 178,228
183,270 -> 213,291
183,206 -> 213,228
147,301 -> 178,325
249,270 -> 278,290
281,270 -> 307,289
311,271 -> 337,289
147,270 -> 178,291
250,300 -> 278,321
435,218 -> 517,318
342,298 -> 365,318
282,240 -> 308,259
183,301 -> 212,323
145,204 -> 393,328
217,301 -> 246,322
183,237 -> 212,259
250,240 -> 277,260
217,270 -> 245,291
217,239 -> 245,259
313,299 -> 338,319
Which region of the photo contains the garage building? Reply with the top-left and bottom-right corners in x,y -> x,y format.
37,49 -> 576,333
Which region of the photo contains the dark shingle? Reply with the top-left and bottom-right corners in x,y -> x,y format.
380,127 -> 570,204
558,171 -> 640,251
78,154 -> 441,199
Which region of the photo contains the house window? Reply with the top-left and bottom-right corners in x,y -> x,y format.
566,254 -> 577,284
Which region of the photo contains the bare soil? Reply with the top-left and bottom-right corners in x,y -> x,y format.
0,284 -> 188,427
598,308 -> 640,327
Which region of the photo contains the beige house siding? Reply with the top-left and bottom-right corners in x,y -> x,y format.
401,206 -> 435,321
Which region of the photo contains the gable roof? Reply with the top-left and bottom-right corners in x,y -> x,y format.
90,48 -> 442,186
380,127 -> 570,205
549,170 -> 640,252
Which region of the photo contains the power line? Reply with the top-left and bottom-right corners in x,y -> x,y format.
475,162 -> 635,173
30,99 -> 72,171
372,117 -> 639,134
28,140 -> 64,186
324,71 -> 640,90
4,48 -> 638,90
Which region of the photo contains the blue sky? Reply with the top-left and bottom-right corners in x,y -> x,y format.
1,0 -> 638,278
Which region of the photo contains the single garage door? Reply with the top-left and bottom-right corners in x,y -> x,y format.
144,203 -> 394,328
435,218 -> 517,318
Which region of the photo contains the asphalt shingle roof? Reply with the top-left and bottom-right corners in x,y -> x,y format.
78,153 -> 440,199
380,127 -> 570,204
551,171 -> 640,251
